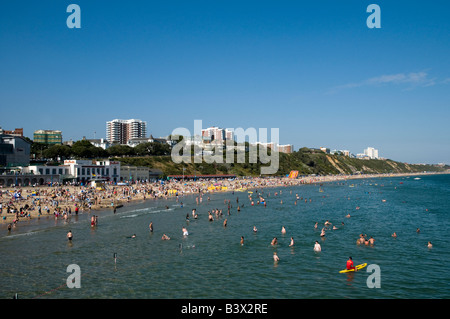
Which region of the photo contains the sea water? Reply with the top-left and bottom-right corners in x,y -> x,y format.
1,174 -> 449,299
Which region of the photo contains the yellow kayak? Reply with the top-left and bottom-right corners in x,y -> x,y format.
339,263 -> 367,273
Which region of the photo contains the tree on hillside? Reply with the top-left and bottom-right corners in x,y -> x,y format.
134,142 -> 171,156
43,144 -> 72,161
30,141 -> 50,159
71,140 -> 107,158
107,144 -> 135,157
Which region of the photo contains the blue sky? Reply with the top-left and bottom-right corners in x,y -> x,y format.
1,0 -> 449,164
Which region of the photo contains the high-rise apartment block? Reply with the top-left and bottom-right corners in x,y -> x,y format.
364,147 -> 379,159
33,130 -> 62,144
106,119 -> 147,144
201,126 -> 233,142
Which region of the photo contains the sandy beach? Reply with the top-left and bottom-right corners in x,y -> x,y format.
0,171 -> 447,224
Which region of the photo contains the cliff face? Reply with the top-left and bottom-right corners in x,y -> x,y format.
291,151 -> 445,175
115,150 -> 448,177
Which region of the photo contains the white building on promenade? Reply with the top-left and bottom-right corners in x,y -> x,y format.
24,160 -> 121,184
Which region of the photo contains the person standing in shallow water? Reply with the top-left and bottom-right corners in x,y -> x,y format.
314,241 -> 321,252
273,252 -> 280,262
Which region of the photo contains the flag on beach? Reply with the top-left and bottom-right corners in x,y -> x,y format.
288,171 -> 299,179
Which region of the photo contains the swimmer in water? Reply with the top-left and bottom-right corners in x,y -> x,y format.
271,237 -> 278,246
281,226 -> 286,235
253,225 -> 258,232
240,236 -> 244,246
161,234 -> 170,240
289,237 -> 294,247
67,230 -> 73,241
273,252 -> 280,262
392,232 -> 397,238
320,228 -> 326,237
314,241 -> 321,252
427,241 -> 433,248
182,227 -> 189,236
357,234 -> 366,245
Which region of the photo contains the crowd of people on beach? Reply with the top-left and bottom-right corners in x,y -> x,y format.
0,174 -> 355,224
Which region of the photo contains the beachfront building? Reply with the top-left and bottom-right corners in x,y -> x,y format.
0,134 -> 31,167
120,165 -> 151,182
63,159 -> 121,183
127,137 -> 153,147
0,127 -> 23,136
20,165 -> 68,185
356,153 -> 369,159
106,119 -> 147,145
126,135 -> 173,148
23,160 -> 120,184
364,147 -> 379,159
87,138 -> 112,150
251,142 -> 293,153
278,144 -> 293,154
33,130 -> 62,145
330,149 -> 351,157
20,160 -> 158,185
201,126 -> 234,142
25,165 -> 70,177
0,171 -> 62,187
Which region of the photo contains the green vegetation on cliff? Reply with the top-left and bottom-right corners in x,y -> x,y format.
114,147 -> 448,177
